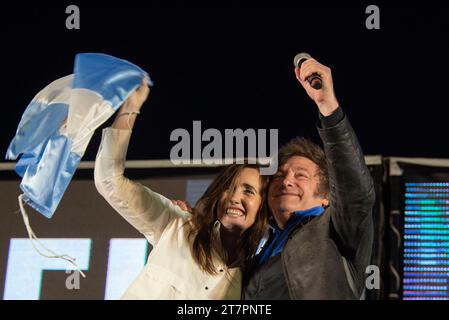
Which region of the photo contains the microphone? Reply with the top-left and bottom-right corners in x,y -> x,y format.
293,52 -> 322,90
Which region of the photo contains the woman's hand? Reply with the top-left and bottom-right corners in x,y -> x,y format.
121,78 -> 151,113
112,77 -> 150,130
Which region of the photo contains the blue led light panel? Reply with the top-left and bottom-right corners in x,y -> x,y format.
403,182 -> 449,300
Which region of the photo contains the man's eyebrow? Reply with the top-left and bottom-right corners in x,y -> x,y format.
293,166 -> 309,172
276,166 -> 310,173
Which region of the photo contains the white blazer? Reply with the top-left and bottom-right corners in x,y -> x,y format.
94,127 -> 242,299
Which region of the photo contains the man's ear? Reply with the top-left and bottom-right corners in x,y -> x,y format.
322,198 -> 329,207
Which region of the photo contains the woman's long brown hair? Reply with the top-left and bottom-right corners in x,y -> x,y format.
187,164 -> 269,275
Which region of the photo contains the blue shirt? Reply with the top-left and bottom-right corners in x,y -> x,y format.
257,206 -> 325,265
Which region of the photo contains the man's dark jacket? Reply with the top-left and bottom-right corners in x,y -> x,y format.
244,113 -> 375,300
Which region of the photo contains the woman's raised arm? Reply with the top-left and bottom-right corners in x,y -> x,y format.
94,80 -> 188,246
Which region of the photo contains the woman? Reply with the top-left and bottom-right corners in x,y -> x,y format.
94,79 -> 268,299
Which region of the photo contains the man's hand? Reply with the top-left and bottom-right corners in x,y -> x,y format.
171,200 -> 193,214
294,58 -> 339,116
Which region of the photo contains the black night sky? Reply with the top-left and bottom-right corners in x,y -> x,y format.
1,3 -> 448,163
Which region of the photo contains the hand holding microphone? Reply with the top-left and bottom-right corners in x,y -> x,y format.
294,53 -> 322,89
293,52 -> 339,116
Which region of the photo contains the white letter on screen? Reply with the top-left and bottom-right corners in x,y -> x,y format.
3,238 -> 91,300
104,238 -> 148,300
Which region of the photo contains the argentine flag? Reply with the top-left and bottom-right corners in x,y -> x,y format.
6,53 -> 153,219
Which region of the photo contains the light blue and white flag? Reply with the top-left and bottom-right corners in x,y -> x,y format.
6,53 -> 153,218
5,53 -> 152,274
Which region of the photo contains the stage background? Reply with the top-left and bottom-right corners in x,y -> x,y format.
387,158 -> 449,300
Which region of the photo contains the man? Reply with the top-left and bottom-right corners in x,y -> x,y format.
242,57 -> 375,299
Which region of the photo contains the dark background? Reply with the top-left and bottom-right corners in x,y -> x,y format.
1,2 -> 448,162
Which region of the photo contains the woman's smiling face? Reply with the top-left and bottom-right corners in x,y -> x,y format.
217,167 -> 263,234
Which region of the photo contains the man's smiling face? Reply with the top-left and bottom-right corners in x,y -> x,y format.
268,156 -> 328,228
